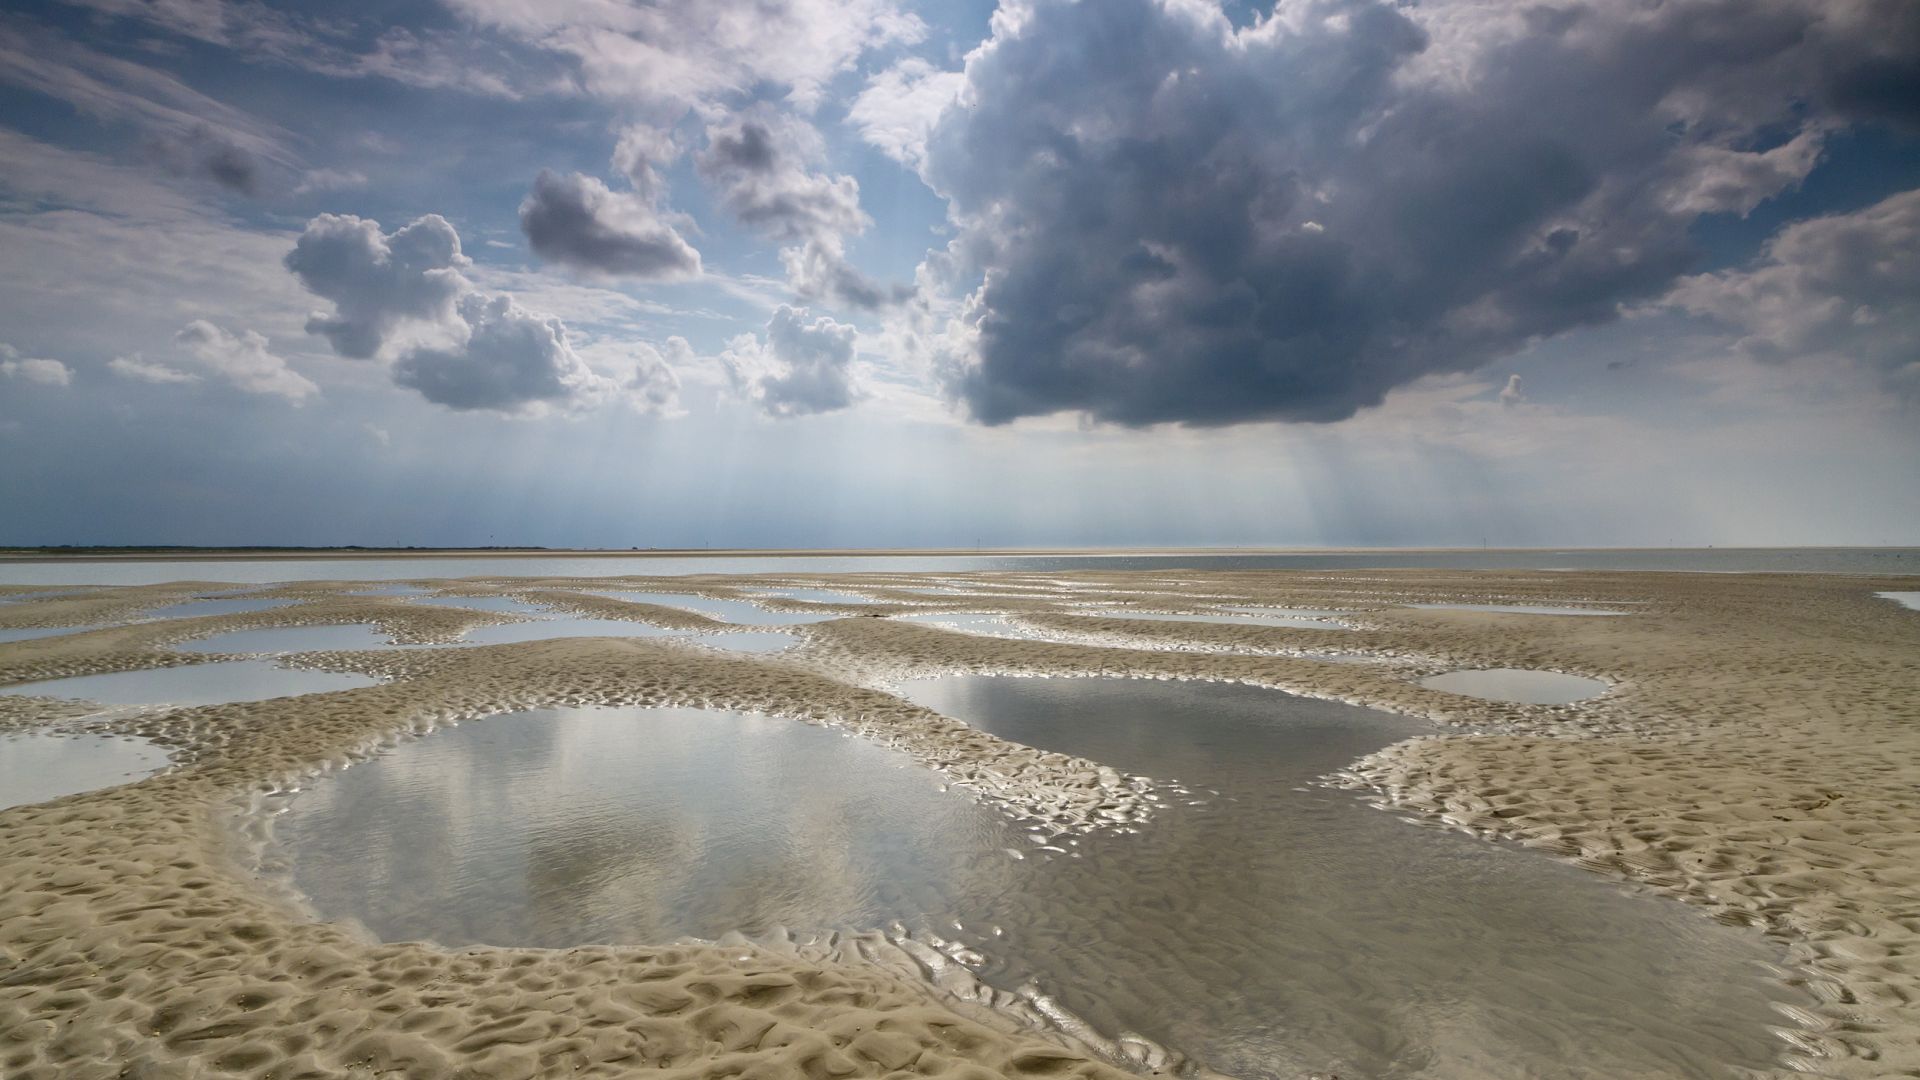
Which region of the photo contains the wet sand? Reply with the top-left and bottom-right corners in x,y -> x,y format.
1,569 -> 1917,1077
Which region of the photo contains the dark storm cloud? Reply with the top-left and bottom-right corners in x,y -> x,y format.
518,169 -> 702,279
924,0 -> 1920,427
698,114 -> 908,310
284,213 -> 470,359
392,293 -> 616,413
144,127 -> 264,194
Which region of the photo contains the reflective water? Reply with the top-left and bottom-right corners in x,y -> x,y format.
1409,603 -> 1629,616
591,591 -> 836,625
895,612 -> 1375,660
273,679 -> 1798,1079
749,588 -> 882,605
5,547 -> 1914,585
177,624 -> 398,653
0,733 -> 170,810
1879,591 -> 1920,611
142,597 -> 299,619
0,625 -> 101,644
0,659 -> 377,706
275,707 -> 1011,946
1420,668 -> 1610,705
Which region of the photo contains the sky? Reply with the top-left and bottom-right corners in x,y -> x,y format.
0,0 -> 1916,549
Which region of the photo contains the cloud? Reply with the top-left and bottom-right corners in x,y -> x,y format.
173,320 -> 317,400
0,22 -> 298,192
698,113 -> 906,309
1665,186 -> 1920,392
391,293 -> 620,414
285,213 -> 471,359
720,305 -> 861,416
109,354 -> 198,384
443,0 -> 923,112
0,346 -> 72,386
518,169 -> 700,279
294,168 -> 369,195
919,0 -> 1920,427
1497,374 -> 1524,407
849,58 -> 965,176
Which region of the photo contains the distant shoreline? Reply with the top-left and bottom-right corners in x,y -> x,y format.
3,544 -> 1915,564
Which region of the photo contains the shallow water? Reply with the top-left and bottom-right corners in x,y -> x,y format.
1879,591 -> 1920,611
142,597 -> 300,619
272,679 -> 1798,1078
591,591 -> 836,625
3,547 -> 1916,585
1408,603 -> 1629,616
0,625 -> 102,644
896,612 -> 1376,661
749,588 -> 882,605
177,624 -> 399,654
0,659 -> 377,706
0,733 -> 170,810
1419,668 -> 1609,705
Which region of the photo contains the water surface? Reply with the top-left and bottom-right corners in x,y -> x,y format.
1086,609 -> 1350,629
1879,591 -> 1920,611
143,597 -> 299,619
1419,668 -> 1609,705
178,624 -> 399,654
272,678 -> 1797,1078
0,659 -> 377,706
0,626 -> 101,644
0,733 -> 170,810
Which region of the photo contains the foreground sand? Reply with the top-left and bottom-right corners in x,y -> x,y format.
0,569 -> 1916,1078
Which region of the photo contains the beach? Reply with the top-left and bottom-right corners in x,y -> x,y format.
1,568 -> 1917,1078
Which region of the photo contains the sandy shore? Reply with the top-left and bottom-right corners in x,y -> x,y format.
1,570 -> 1916,1077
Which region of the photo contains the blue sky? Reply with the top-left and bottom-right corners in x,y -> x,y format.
0,0 -> 1916,547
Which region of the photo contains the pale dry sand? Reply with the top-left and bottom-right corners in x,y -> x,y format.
1,570 -> 1917,1078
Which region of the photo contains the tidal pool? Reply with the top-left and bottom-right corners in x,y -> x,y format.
0,733 -> 170,810
591,591 -> 835,625
1419,668 -> 1609,705
177,624 -> 399,653
1879,591 -> 1920,611
1408,603 -> 1629,616
270,678 -> 1797,1078
688,631 -> 798,654
0,659 -> 377,707
749,588 -> 881,605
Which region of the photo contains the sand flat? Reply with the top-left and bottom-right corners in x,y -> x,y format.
0,569 -> 1917,1077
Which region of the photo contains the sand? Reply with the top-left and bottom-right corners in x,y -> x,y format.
1,569 -> 1917,1077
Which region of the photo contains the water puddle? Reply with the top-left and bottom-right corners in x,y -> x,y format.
270,706 -> 1014,947
1877,591 -> 1920,611
0,625 -> 102,644
0,732 -> 171,810
178,624 -> 399,654
0,659 -> 377,707
143,597 -> 302,620
895,612 -> 1376,661
1419,668 -> 1609,704
590,591 -> 834,625
1408,603 -> 1629,616
268,678 -> 1799,1079
348,584 -> 432,597
750,588 -> 881,605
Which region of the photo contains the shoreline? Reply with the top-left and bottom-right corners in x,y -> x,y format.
2,569 -> 1917,1076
